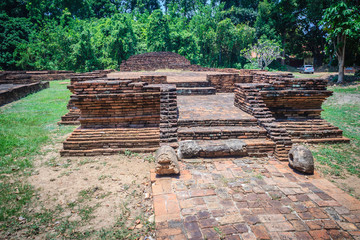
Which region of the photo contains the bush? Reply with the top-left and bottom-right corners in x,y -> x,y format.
355,70 -> 360,77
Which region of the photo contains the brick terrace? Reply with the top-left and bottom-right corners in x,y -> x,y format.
151,158 -> 360,240
178,94 -> 254,122
109,71 -> 220,83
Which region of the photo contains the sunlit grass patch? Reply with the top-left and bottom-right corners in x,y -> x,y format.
0,80 -> 73,227
312,84 -> 360,178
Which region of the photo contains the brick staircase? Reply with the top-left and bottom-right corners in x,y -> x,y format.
277,119 -> 350,143
177,118 -> 275,158
175,81 -> 216,95
61,127 -> 160,156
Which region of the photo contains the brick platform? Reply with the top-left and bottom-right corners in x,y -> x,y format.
0,82 -> 49,106
177,94 -> 277,158
61,79 -> 178,156
58,71 -> 114,125
151,159 -> 360,240
60,69 -> 349,159
234,73 -> 350,160
120,52 -> 193,71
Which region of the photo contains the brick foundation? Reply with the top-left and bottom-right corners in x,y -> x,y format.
61,78 -> 178,156
234,72 -> 350,160
0,81 -> 49,106
207,74 -> 253,93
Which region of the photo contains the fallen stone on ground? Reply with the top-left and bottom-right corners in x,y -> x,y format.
289,144 -> 314,174
155,145 -> 180,175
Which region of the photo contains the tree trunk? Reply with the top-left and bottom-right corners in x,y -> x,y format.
281,37 -> 286,65
337,35 -> 346,84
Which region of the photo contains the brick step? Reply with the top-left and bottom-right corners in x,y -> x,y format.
177,87 -> 216,95
60,147 -> 159,157
57,120 -> 80,125
178,139 -> 275,158
175,82 -> 211,88
178,119 -> 258,127
292,137 -> 350,144
65,135 -> 160,141
67,128 -> 160,138
178,126 -> 267,140
63,139 -> 159,149
287,129 -> 344,139
61,127 -> 161,156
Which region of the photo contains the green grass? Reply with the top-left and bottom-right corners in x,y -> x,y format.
0,82 -> 155,238
0,80 -> 74,227
292,72 -> 323,78
312,84 -> 360,178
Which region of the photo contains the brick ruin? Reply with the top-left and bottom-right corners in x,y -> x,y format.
61,68 -> 349,160
0,70 -> 113,106
0,71 -> 50,106
120,52 -> 192,71
57,70 -> 113,125
60,78 -> 177,156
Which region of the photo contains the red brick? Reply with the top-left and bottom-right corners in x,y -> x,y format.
220,225 -> 237,235
337,221 -> 358,230
251,225 -> 271,240
264,221 -> 295,232
306,220 -> 323,230
309,229 -> 331,240
202,228 -> 220,240
233,223 -> 248,233
343,214 -> 360,223
290,220 -> 308,231
199,218 -> 218,228
294,232 -> 313,240
322,219 -> 339,229
308,207 -> 329,219
327,229 -> 353,239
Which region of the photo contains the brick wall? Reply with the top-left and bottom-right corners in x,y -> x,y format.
0,81 -> 49,106
207,74 -> 253,93
120,52 -> 192,71
0,70 -> 113,83
72,80 -> 161,128
233,74 -> 346,160
234,83 -> 292,161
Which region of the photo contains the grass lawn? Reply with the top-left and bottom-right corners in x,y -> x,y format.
311,83 -> 360,198
0,80 -> 155,239
0,80 -> 74,232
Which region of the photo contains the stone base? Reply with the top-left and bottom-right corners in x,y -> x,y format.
178,139 -> 275,159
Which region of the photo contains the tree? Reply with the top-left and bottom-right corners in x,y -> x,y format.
0,13 -> 33,70
146,10 -> 170,52
254,0 -> 276,39
320,1 -> 360,83
242,37 -> 282,70
271,0 -> 298,65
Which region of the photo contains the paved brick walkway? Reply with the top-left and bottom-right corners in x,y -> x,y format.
151,158 -> 360,239
178,94 -> 255,122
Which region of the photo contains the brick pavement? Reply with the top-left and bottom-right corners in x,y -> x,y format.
151,158 -> 360,239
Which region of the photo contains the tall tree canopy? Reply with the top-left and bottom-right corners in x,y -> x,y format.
320,1 -> 360,83
0,0 -> 359,72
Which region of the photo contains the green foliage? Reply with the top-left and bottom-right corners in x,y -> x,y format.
320,1 -> 360,83
321,2 -> 360,42
146,10 -> 170,52
0,13 -> 33,70
1,0 -> 360,71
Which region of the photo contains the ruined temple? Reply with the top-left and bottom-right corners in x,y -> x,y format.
60,54 -> 349,159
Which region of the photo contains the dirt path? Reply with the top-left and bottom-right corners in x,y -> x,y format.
24,133 -> 156,239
